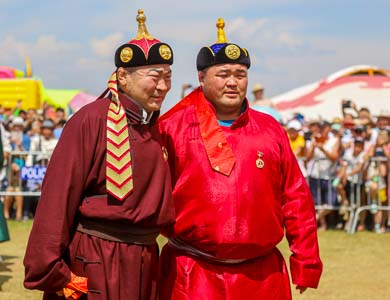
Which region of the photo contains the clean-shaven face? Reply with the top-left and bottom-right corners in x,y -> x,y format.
198,63 -> 248,119
117,64 -> 172,112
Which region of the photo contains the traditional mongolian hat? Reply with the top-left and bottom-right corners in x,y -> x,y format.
105,9 -> 173,201
196,18 -> 250,71
114,10 -> 173,68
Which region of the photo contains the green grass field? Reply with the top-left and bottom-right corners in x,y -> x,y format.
1,220 -> 390,300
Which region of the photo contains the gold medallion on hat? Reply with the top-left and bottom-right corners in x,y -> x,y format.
225,44 -> 240,60
120,47 -> 133,63
159,45 -> 172,60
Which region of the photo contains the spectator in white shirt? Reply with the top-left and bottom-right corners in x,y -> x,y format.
26,119 -> 58,167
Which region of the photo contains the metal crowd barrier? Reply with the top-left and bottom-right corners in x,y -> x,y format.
2,151 -> 389,233
350,157 -> 390,234
0,150 -> 48,197
307,157 -> 340,206
307,156 -> 390,234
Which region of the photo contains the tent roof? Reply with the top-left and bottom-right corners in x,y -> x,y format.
271,65 -> 390,121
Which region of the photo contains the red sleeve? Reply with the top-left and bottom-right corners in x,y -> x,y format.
23,108 -> 98,291
280,127 -> 323,288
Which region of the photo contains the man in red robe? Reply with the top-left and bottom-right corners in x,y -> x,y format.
24,9 -> 175,300
158,18 -> 323,300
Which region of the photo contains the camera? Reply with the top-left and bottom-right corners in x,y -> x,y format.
314,134 -> 326,143
303,131 -> 312,141
353,124 -> 366,135
342,99 -> 352,109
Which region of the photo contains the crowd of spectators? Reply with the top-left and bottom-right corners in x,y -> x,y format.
245,83 -> 390,233
0,101 -> 66,221
282,101 -> 390,233
2,92 -> 390,234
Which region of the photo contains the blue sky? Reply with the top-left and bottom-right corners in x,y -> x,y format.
1,0 -> 389,111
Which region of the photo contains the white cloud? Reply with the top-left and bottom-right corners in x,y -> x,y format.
1,2 -> 389,112
228,18 -> 268,39
33,35 -> 79,57
275,31 -> 302,48
89,32 -> 124,58
0,34 -> 79,62
226,17 -> 303,51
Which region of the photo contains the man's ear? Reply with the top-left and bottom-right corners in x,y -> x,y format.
198,71 -> 205,88
116,68 -> 127,86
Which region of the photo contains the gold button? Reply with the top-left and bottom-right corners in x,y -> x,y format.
218,142 -> 223,149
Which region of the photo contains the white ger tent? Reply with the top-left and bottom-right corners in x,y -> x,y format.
271,65 -> 390,121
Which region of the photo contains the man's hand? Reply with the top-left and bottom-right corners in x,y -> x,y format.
296,286 -> 307,294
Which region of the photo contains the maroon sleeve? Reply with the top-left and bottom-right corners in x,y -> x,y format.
279,126 -> 323,288
23,107 -> 98,292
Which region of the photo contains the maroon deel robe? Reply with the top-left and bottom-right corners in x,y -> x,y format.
23,92 -> 175,300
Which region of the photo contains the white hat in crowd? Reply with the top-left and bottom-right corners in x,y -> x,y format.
42,119 -> 55,129
11,116 -> 24,127
286,119 -> 302,131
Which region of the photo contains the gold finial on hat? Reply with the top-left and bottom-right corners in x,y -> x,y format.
216,18 -> 228,43
135,9 -> 153,40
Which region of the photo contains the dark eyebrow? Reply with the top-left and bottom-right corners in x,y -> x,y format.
216,69 -> 229,74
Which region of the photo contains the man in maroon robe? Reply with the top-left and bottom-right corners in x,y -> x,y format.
24,9 -> 175,300
158,18 -> 323,299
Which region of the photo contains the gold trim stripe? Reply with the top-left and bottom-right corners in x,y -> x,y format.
107,137 -> 130,149
107,151 -> 131,169
108,109 -> 126,121
107,113 -> 126,125
107,129 -> 128,145
106,180 -> 133,200
107,125 -> 127,136
107,164 -> 132,180
106,71 -> 133,200
107,142 -> 130,157
107,146 -> 130,159
107,172 -> 132,185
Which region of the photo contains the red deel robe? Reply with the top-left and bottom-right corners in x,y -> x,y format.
158,88 -> 322,300
24,93 -> 175,300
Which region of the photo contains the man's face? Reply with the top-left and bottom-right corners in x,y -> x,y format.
41,128 -> 53,139
377,117 -> 390,129
358,109 -> 370,120
309,123 -> 320,134
198,63 -> 248,117
253,90 -> 264,100
27,109 -> 36,121
12,125 -> 24,133
353,143 -> 364,155
287,128 -> 299,139
56,110 -> 65,121
117,64 -> 172,112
